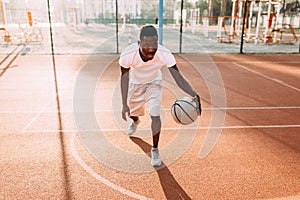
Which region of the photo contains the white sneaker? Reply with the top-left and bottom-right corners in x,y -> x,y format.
127,119 -> 140,135
151,147 -> 161,167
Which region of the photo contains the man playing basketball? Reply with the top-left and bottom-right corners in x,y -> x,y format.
120,25 -> 201,167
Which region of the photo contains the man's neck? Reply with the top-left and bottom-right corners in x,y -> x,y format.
139,49 -> 149,62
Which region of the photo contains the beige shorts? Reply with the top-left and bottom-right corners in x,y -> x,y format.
128,80 -> 162,117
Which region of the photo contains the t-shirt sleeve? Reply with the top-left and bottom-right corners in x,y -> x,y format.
165,53 -> 176,67
159,47 -> 176,67
119,52 -> 130,68
119,44 -> 137,68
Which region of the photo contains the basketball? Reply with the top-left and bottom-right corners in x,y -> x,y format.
171,97 -> 199,125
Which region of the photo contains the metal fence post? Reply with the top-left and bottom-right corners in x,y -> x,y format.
115,0 -> 119,54
179,0 -> 184,53
240,0 -> 247,54
158,0 -> 163,45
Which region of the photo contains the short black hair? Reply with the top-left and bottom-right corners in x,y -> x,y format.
139,25 -> 158,41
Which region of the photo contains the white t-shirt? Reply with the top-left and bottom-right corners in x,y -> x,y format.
119,43 -> 176,84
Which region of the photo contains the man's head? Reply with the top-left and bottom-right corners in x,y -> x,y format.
138,25 -> 158,61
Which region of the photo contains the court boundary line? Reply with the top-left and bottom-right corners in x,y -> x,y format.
70,133 -> 152,200
22,124 -> 300,133
3,106 -> 300,114
20,96 -> 57,133
175,61 -> 300,64
232,62 -> 300,92
17,106 -> 300,133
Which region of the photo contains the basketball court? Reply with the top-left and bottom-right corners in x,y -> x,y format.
0,51 -> 299,199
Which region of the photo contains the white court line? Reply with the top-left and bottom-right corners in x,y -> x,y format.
176,61 -> 300,64
21,96 -> 58,133
22,124 -> 300,133
232,62 -> 300,92
206,106 -> 300,110
70,133 -> 152,200
15,106 -> 299,133
2,106 -> 300,114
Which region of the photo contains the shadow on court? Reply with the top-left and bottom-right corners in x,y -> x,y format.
0,45 -> 25,78
130,136 -> 192,200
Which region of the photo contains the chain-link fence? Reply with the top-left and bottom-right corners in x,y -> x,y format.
0,0 -> 299,54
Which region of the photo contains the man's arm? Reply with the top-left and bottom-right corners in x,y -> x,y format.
120,66 -> 130,120
168,65 -> 202,115
168,65 -> 197,96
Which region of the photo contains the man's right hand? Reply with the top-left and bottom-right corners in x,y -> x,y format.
122,105 -> 130,121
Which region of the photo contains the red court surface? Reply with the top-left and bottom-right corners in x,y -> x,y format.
0,52 -> 299,200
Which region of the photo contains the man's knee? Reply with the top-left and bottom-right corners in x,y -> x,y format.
151,115 -> 161,127
151,115 -> 161,121
151,115 -> 161,135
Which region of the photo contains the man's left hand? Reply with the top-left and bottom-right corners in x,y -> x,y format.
192,94 -> 202,116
